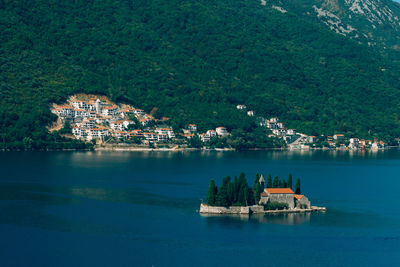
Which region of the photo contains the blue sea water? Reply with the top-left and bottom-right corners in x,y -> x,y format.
0,150 -> 399,266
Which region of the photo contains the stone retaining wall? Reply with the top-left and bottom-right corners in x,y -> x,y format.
199,204 -> 264,214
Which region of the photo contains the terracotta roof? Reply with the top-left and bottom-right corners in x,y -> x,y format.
260,192 -> 268,197
265,188 -> 294,194
294,194 -> 304,200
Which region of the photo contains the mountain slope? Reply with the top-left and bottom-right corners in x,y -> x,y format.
267,0 -> 400,51
1,0 -> 400,149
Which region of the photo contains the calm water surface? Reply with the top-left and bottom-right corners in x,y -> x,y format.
0,150 -> 399,266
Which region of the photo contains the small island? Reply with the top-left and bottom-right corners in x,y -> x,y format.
200,173 -> 326,215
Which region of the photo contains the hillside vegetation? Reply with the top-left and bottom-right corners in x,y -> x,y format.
1,0 -> 400,149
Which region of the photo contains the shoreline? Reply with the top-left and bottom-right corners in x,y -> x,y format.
1,146 -> 397,152
199,203 -> 326,215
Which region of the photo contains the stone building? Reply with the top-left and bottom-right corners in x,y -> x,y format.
294,194 -> 311,209
259,188 -> 311,209
258,174 -> 265,189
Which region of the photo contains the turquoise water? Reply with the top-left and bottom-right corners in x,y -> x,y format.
0,150 -> 399,266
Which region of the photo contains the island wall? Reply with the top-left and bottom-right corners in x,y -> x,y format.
199,204 -> 264,214
199,203 -> 326,214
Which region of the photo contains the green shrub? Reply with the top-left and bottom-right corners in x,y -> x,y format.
264,202 -> 289,210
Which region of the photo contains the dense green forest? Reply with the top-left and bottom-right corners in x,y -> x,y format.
2,0 -> 400,150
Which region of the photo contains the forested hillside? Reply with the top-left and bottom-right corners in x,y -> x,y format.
1,0 -> 400,149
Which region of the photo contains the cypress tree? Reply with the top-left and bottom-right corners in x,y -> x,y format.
227,182 -> 234,206
233,176 -> 239,203
254,182 -> 261,203
273,176 -> 281,188
282,179 -> 287,188
248,187 -> 255,205
267,174 -> 272,188
288,173 -> 293,189
254,173 -> 260,188
295,178 -> 301,194
206,179 -> 217,205
238,186 -> 246,206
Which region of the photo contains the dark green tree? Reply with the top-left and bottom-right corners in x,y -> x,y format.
266,174 -> 273,188
215,176 -> 230,206
295,178 -> 301,194
254,173 -> 260,188
273,176 -> 281,188
288,173 -> 293,189
254,182 -> 262,203
282,179 -> 287,188
206,179 -> 217,205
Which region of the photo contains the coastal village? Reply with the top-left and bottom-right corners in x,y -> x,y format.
50,94 -> 231,148
50,94 -> 387,150
236,104 -> 388,150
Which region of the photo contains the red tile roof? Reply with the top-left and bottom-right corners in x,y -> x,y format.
265,188 -> 294,194
294,194 -> 304,200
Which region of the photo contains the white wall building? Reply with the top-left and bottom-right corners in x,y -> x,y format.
216,127 -> 229,137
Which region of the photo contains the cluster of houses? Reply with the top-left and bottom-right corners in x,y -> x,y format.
52,95 -> 173,144
51,95 -> 231,145
236,104 -> 387,150
237,105 -> 300,144
181,124 -> 230,143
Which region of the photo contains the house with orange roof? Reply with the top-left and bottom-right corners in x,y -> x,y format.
102,106 -> 119,116
307,136 -> 317,143
216,127 -> 229,137
187,124 -> 197,132
155,128 -> 175,139
259,187 -> 311,209
54,106 -> 74,118
294,194 -> 311,209
333,134 -> 345,140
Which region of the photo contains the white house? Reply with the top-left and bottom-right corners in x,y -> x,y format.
307,136 -> 317,143
143,132 -> 157,143
102,106 -> 119,116
72,101 -> 85,109
155,128 -> 175,139
236,104 -> 247,110
157,133 -> 168,142
87,127 -> 109,139
188,124 -> 197,132
55,106 -> 74,118
199,133 -> 211,143
333,134 -> 345,140
206,130 -> 217,137
110,121 -> 125,131
269,117 -> 279,123
247,110 -> 255,116
216,127 -> 229,137
133,109 -> 145,116
286,129 -> 296,135
80,119 -> 95,129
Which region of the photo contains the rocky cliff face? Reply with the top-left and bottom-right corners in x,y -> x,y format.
263,0 -> 400,50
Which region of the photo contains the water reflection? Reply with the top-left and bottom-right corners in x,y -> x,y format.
201,212 -> 311,226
